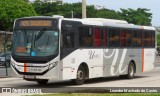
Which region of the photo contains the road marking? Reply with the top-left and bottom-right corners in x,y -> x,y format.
0,78 -> 22,81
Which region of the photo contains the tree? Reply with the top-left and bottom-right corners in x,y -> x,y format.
0,0 -> 37,30
95,8 -> 122,19
70,3 -> 82,18
23,0 -> 29,3
118,8 -> 152,25
32,0 -> 62,16
86,5 -> 96,18
157,34 -> 160,47
32,2 -> 83,18
61,2 -> 95,18
32,2 -> 152,26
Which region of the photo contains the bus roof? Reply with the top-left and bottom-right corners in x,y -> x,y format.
62,17 -> 155,30
16,16 -> 155,31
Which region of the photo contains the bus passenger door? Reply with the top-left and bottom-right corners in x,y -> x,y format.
91,28 -> 103,78
60,20 -> 81,80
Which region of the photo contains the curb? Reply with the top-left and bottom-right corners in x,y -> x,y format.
0,77 -> 22,81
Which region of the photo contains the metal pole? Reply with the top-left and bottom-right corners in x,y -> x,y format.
4,30 -> 8,76
82,0 -> 86,18
71,11 -> 73,18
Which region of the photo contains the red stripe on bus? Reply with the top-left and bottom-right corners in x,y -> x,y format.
142,48 -> 144,72
24,63 -> 27,72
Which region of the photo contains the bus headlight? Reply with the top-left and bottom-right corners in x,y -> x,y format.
48,61 -> 58,70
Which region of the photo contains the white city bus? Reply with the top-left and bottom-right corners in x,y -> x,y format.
11,16 -> 156,85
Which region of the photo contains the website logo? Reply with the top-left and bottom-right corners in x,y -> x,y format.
2,88 -> 11,93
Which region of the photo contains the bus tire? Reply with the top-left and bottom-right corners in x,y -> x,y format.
37,79 -> 48,85
127,62 -> 135,79
119,62 -> 135,79
73,66 -> 86,85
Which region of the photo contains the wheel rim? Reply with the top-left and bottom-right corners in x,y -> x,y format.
77,70 -> 84,80
129,65 -> 134,76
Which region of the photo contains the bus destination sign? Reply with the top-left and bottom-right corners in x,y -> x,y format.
19,20 -> 52,27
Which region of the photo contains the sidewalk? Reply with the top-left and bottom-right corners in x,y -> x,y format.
0,67 -> 18,78
156,56 -> 160,67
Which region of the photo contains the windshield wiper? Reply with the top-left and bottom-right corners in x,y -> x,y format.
34,28 -> 46,41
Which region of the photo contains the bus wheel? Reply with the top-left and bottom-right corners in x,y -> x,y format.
119,62 -> 135,79
37,79 -> 48,85
127,62 -> 135,79
73,66 -> 86,85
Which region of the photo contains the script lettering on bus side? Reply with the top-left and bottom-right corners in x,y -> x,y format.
88,50 -> 100,59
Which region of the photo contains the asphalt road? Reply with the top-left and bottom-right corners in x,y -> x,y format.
0,67 -> 16,77
0,67 -> 159,96
0,67 -> 159,87
0,56 -> 159,88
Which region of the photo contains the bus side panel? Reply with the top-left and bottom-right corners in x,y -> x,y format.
103,48 -> 131,77
61,49 -> 104,80
143,48 -> 155,72
61,49 -> 93,80
61,51 -> 78,80
131,49 -> 143,73
90,49 -> 103,78
46,56 -> 61,81
118,49 -> 133,75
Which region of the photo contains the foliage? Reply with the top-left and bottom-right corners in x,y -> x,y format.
32,2 -> 83,18
32,1 -> 152,26
32,1 -> 121,19
118,8 -> 152,25
32,0 -> 62,16
23,0 -> 29,3
0,1 -> 153,30
0,0 -> 37,30
95,8 -> 122,19
157,34 -> 160,46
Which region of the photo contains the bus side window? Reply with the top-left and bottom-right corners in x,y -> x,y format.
62,29 -> 74,49
79,27 -> 93,47
126,31 -> 132,47
151,32 -> 155,47
121,30 -> 125,47
143,31 -> 149,47
109,29 -> 120,47
121,30 -> 132,48
137,30 -> 142,47
132,31 -> 138,47
94,28 -> 101,47
101,29 -> 107,47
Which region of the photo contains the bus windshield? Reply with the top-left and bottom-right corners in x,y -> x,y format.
13,29 -> 59,57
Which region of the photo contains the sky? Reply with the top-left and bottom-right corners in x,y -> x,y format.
30,0 -> 160,26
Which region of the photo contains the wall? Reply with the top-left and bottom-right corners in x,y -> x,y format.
0,31 -> 12,52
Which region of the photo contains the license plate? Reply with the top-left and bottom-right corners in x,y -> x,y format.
29,67 -> 42,72
24,75 -> 36,79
